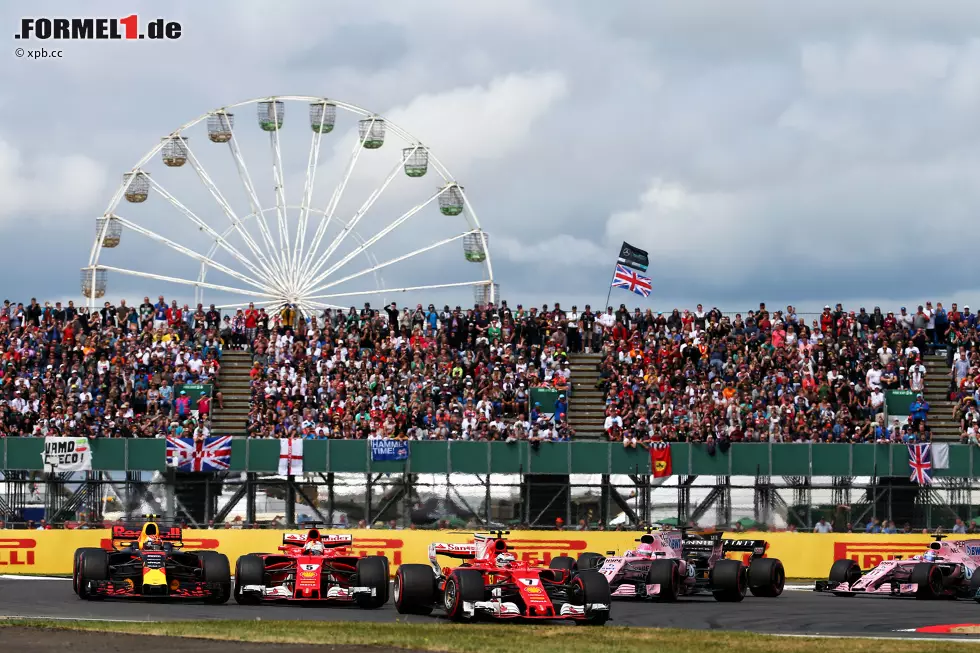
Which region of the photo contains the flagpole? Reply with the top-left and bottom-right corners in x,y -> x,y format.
603,262 -> 617,311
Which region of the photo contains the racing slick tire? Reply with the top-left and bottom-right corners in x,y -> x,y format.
646,559 -> 681,602
77,548 -> 108,601
197,551 -> 231,604
748,558 -> 785,597
828,559 -> 861,597
355,556 -> 389,609
550,556 -> 577,574
393,563 -> 436,615
910,562 -> 943,600
233,554 -> 266,605
443,569 -> 486,622
970,567 -> 980,603
576,552 -> 605,572
73,547 -> 105,596
571,569 -> 611,626
710,559 -> 747,602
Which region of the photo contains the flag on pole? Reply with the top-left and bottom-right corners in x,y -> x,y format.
650,442 -> 672,478
617,241 -> 649,272
908,443 -> 932,485
166,436 -> 232,472
933,443 -> 950,469
279,438 -> 304,476
611,264 -> 652,298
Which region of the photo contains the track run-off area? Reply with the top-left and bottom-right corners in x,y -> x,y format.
3,577 -> 980,640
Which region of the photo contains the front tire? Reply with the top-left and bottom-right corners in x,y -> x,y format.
911,562 -> 943,600
710,559 -> 747,602
198,551 -> 231,604
233,555 -> 266,605
646,559 -> 680,602
576,552 -> 605,572
73,547 -> 104,596
748,558 -> 785,597
354,556 -> 389,609
393,564 -> 435,615
571,569 -> 610,625
443,569 -> 485,622
77,549 -> 108,601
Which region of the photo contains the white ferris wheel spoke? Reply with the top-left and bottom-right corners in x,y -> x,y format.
292,104 -> 328,292
307,280 -> 485,301
178,135 -> 287,290
299,188 -> 441,295
96,265 -> 280,299
298,117 -> 373,277
146,176 -> 277,289
307,231 -> 471,296
304,145 -> 419,286
268,105 -> 291,283
111,216 -> 271,293
225,129 -> 285,277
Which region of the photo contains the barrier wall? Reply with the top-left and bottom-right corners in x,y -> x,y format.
4,440 -> 980,476
1,529 -> 969,578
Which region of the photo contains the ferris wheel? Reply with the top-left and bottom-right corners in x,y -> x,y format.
82,95 -> 497,315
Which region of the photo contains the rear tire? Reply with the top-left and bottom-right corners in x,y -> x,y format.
73,548 -> 104,596
576,552 -> 605,572
550,556 -> 577,575
443,569 -> 485,622
911,562 -> 943,600
77,549 -> 108,601
710,559 -> 747,602
393,564 -> 435,615
198,551 -> 231,604
233,555 -> 266,605
572,569 -> 610,625
355,556 -> 389,609
646,559 -> 680,602
748,558 -> 785,597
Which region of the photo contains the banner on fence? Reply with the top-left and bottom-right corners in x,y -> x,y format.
370,439 -> 409,462
41,437 -> 92,473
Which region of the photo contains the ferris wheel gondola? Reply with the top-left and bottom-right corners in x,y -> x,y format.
83,95 -> 496,314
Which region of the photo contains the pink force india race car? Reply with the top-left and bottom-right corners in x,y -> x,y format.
574,528 -> 786,602
816,535 -> 980,600
233,525 -> 389,607
393,531 -> 611,624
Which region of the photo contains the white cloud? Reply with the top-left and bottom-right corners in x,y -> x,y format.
0,139 -> 107,221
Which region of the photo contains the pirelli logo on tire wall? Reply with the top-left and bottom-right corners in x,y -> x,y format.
0,538 -> 36,566
832,541 -> 926,569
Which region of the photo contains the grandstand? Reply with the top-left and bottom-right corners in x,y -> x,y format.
0,298 -> 968,443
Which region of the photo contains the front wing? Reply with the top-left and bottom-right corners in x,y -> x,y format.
453,597 -> 609,621
85,580 -> 224,599
238,584 -> 379,602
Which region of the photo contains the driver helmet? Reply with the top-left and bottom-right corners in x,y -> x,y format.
496,552 -> 517,567
304,540 -> 325,556
636,542 -> 655,558
143,535 -> 163,551
924,549 -> 937,562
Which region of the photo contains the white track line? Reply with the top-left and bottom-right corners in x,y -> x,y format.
769,633 -> 980,643
0,575 -> 69,581
0,616 -> 147,623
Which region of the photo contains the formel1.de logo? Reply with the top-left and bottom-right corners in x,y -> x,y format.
15,16 -> 182,41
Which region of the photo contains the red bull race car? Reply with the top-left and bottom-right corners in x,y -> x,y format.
72,520 -> 231,602
816,535 -> 980,600
576,528 -> 785,602
393,531 -> 610,624
234,525 -> 388,607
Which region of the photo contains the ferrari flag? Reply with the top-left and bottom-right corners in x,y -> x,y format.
279,437 -> 304,475
650,442 -> 672,478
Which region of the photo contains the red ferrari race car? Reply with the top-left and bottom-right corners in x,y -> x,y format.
816,535 -> 980,600
73,520 -> 231,602
393,531 -> 610,624
234,525 -> 388,607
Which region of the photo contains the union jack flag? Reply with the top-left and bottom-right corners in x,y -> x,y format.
908,442 -> 932,485
611,264 -> 652,298
166,436 -> 232,472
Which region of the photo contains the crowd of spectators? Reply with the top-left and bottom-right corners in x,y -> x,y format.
3,295 -> 978,445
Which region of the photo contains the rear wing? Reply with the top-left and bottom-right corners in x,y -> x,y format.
281,531 -> 353,548
111,523 -> 183,548
721,539 -> 768,557
429,542 -> 478,577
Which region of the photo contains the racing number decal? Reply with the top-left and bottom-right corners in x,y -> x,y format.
687,564 -> 696,578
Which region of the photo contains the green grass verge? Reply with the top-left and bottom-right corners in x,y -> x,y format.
1,620 -> 977,653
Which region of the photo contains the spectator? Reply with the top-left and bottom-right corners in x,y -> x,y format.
813,518 -> 832,533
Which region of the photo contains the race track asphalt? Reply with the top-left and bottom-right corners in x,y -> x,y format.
3,577 -> 980,638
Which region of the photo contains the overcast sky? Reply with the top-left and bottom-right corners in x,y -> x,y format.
4,0 -> 980,314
